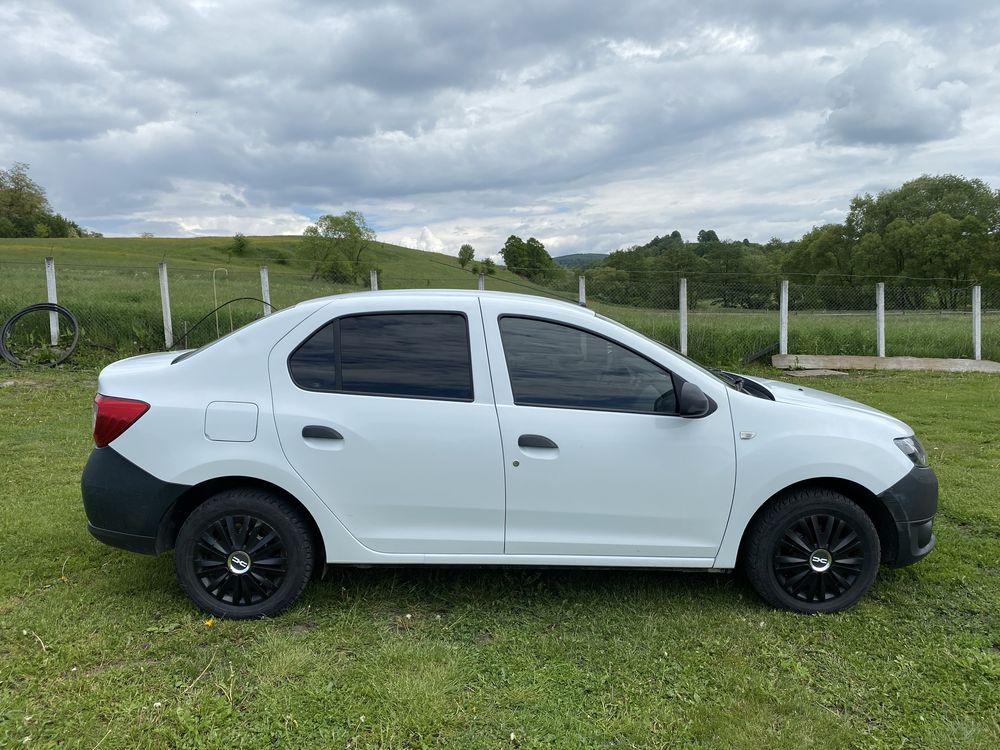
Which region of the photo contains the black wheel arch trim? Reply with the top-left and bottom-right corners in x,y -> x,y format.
738,468 -> 937,569
81,447 -> 326,561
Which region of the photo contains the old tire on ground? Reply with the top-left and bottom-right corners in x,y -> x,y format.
744,488 -> 880,613
174,488 -> 314,619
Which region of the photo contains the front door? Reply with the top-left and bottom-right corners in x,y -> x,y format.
480,306 -> 736,559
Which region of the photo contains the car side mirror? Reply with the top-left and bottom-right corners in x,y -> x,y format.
678,382 -> 714,418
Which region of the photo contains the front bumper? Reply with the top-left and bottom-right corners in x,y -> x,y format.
81,446 -> 190,555
877,465 -> 938,567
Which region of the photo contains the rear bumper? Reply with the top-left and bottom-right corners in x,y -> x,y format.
878,465 -> 938,568
81,446 -> 190,555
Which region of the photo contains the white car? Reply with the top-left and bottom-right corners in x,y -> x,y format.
82,290 -> 937,617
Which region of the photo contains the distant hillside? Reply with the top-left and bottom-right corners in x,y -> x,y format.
0,235 -> 553,295
553,253 -> 606,269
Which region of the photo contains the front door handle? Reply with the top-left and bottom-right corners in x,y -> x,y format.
518,434 -> 558,449
302,425 -> 344,440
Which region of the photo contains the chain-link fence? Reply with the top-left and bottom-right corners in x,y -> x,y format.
1,257 -> 996,368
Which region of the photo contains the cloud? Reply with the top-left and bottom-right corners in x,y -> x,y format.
822,42 -> 972,145
0,0 -> 998,250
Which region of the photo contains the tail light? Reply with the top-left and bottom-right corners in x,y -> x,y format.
93,394 -> 150,447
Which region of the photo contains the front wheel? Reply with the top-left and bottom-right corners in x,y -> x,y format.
744,489 -> 880,613
174,488 -> 315,619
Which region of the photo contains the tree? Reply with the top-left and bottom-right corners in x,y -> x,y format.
458,243 -> 475,269
500,235 -> 557,282
303,211 -> 377,284
0,163 -> 52,237
697,229 -> 720,244
231,232 -> 249,256
482,257 -> 496,275
848,174 -> 1000,238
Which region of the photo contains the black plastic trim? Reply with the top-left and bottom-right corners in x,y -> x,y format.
877,465 -> 938,568
302,425 -> 344,440
81,446 -> 191,556
518,434 -> 558,449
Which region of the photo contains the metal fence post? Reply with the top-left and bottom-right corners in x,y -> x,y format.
779,280 -> 789,355
158,262 -> 173,349
478,273 -> 485,291
679,278 -> 688,355
259,265 -> 271,316
973,285 -> 982,360
876,282 -> 885,357
44,257 -> 59,346
370,269 -> 379,291
578,275 -> 586,306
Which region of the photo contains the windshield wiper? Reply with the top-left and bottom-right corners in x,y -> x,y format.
710,368 -> 747,393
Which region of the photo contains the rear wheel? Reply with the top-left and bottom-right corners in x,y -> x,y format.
174,488 -> 314,619
744,488 -> 880,613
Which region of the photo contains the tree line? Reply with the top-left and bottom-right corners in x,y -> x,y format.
0,163 -> 101,238
529,175 -> 1000,310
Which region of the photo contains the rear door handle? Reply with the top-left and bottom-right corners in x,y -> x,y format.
518,434 -> 558,449
302,425 -> 344,440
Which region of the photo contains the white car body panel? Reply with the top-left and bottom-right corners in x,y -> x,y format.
96,290 -> 917,569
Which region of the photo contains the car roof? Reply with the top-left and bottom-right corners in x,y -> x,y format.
303,288 -> 590,311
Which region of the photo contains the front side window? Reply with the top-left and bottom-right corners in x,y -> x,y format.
289,313 -> 473,401
499,316 -> 676,414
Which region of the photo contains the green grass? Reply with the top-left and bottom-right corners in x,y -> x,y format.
1,237 -> 997,367
0,369 -> 998,748
0,237 -> 569,362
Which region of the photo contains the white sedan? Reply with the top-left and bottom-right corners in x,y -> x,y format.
82,290 -> 937,617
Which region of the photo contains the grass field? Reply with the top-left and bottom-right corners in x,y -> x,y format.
0,237 -> 567,361
0,368 -> 998,748
1,237 -> 997,366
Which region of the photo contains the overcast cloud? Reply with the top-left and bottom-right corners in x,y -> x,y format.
2,0 -> 999,256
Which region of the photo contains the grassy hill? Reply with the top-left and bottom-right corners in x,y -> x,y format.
0,235 -> 545,290
0,236 -> 573,360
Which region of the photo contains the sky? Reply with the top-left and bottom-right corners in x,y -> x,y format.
2,0 -> 999,257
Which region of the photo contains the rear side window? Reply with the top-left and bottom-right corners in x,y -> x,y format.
499,316 -> 676,414
289,313 -> 473,401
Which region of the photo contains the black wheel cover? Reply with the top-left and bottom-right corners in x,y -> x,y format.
772,513 -> 865,603
192,514 -> 288,607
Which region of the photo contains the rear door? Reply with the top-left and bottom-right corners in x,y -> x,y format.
268,296 -> 505,554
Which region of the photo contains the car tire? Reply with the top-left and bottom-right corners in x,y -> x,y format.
174,488 -> 315,619
744,488 -> 880,613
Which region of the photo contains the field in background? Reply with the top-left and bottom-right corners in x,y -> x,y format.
0,369 -> 997,748
1,237 -> 997,367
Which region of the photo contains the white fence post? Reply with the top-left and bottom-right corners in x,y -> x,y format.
259,265 -> 271,316
158,262 -> 173,349
578,275 -> 586,306
370,269 -> 379,291
679,278 -> 688,356
44,256 -> 58,346
478,273 -> 485,291
876,282 -> 885,358
973,285 -> 982,361
779,280 -> 789,355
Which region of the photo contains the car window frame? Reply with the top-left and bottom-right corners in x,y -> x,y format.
497,314 -> 682,417
287,310 -> 475,403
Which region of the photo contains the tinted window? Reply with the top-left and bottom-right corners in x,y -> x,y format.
499,316 -> 676,414
289,313 -> 473,401
288,320 -> 337,390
